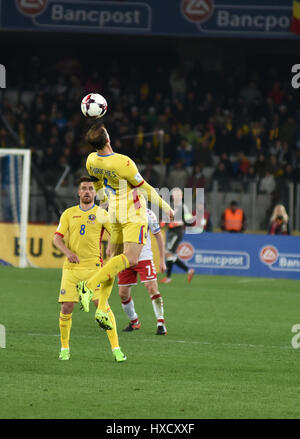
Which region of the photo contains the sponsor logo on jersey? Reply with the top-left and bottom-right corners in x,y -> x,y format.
260,246 -> 279,265
72,216 -> 81,218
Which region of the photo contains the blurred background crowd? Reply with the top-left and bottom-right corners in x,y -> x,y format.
0,38 -> 299,230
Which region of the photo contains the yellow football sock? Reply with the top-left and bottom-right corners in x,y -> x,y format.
59,312 -> 72,349
105,307 -> 119,351
97,278 -> 115,311
87,254 -> 130,292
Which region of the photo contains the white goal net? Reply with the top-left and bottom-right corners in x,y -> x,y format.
0,149 -> 31,268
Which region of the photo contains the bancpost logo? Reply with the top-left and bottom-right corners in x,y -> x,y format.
259,245 -> 300,272
260,245 -> 279,265
181,0 -> 214,24
177,242 -> 194,261
181,0 -> 291,35
15,0 -> 152,32
15,0 -> 48,16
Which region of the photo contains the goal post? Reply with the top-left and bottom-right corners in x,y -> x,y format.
0,149 -> 31,268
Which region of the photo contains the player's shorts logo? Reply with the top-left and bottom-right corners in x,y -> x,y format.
177,242 -> 194,261
260,245 -> 279,265
88,214 -> 96,221
181,0 -> 214,24
60,289 -> 66,295
15,0 -> 48,16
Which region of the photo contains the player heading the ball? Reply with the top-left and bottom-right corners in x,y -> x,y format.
77,122 -> 174,331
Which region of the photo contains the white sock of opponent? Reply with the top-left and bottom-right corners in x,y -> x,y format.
121,296 -> 139,323
151,292 -> 165,326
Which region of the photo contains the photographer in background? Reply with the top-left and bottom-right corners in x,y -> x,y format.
268,204 -> 290,235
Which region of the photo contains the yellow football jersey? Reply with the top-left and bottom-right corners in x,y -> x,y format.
86,152 -> 147,224
86,152 -> 171,224
55,204 -> 110,269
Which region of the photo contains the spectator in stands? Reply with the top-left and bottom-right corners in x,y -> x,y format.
268,204 -> 290,235
176,138 -> 194,168
269,154 -> 283,178
212,162 -> 231,192
84,71 -> 103,94
259,169 -> 276,194
187,164 -> 206,190
268,81 -> 285,106
254,153 -> 267,179
169,67 -> 186,99
195,138 -> 213,167
242,165 -> 258,192
240,81 -> 261,104
167,160 -> 188,191
232,152 -> 250,180
142,163 -> 160,188
220,200 -> 246,233
279,116 -> 298,150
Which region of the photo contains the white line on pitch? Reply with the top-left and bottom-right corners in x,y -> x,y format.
26,332 -> 291,351
238,278 -> 275,283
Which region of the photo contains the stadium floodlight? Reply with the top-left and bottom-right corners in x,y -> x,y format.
0,149 -> 31,268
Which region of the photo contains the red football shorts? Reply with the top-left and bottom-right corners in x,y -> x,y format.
118,259 -> 157,286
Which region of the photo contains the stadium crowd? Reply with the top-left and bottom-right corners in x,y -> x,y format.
0,53 -> 299,203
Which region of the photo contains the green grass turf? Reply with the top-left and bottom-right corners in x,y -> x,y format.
1,267 -> 300,419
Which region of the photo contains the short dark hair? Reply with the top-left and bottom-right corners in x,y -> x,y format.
78,176 -> 92,186
87,122 -> 108,150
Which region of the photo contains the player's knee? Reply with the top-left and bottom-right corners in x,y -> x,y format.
119,287 -> 130,301
147,284 -> 157,295
61,302 -> 74,314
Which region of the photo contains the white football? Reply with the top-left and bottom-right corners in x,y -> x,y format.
81,93 -> 107,119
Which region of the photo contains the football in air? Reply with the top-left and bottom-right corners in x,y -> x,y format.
81,93 -> 107,119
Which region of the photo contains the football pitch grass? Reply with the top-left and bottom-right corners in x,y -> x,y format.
1,267 -> 300,419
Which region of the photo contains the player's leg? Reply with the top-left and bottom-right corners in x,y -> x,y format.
58,269 -> 79,360
144,280 -> 167,335
137,260 -> 167,335
174,257 -> 195,283
162,252 -> 176,283
92,299 -> 126,362
83,224 -> 146,330
160,230 -> 178,283
86,223 -> 146,292
59,302 -> 74,360
118,280 -> 141,331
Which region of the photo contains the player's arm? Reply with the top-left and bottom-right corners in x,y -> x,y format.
53,212 -> 80,263
141,180 -> 174,220
120,158 -> 174,219
53,234 -> 80,264
153,231 -> 166,273
149,210 -> 166,273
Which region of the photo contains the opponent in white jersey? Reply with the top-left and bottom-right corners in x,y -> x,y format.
116,209 -> 168,335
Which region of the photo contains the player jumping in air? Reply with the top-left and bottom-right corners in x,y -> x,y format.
117,208 -> 167,335
53,176 -> 126,362
160,187 -> 195,284
77,123 -> 174,331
